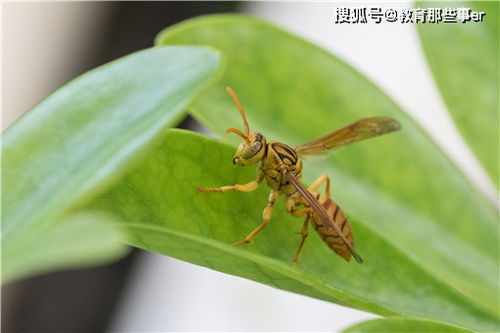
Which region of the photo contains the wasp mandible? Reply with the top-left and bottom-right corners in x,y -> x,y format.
198,87 -> 401,264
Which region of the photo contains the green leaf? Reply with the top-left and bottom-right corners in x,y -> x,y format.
155,15 -> 497,330
343,317 -> 473,333
91,130 -> 497,332
3,212 -> 128,283
417,1 -> 499,187
2,46 -> 222,281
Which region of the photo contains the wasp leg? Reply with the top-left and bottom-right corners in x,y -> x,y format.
197,180 -> 260,193
198,170 -> 264,193
285,194 -> 308,217
290,208 -> 308,217
308,174 -> 330,197
293,214 -> 310,264
233,190 -> 279,246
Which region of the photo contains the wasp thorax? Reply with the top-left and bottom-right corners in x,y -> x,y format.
233,133 -> 266,166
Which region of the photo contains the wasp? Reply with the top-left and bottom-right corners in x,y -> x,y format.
198,87 -> 401,264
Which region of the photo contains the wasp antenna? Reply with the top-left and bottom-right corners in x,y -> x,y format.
226,128 -> 247,140
226,87 -> 250,140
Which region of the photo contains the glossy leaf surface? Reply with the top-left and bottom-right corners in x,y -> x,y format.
3,212 -> 128,282
2,46 -> 222,282
91,129 -> 497,332
343,317 -> 473,333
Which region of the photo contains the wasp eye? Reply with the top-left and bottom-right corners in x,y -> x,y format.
242,141 -> 262,159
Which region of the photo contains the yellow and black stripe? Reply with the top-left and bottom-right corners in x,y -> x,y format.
311,198 -> 354,261
270,142 -> 298,167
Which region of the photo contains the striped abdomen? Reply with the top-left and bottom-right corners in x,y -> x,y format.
311,196 -> 354,261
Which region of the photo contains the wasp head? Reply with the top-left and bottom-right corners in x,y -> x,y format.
225,87 -> 266,166
232,132 -> 266,166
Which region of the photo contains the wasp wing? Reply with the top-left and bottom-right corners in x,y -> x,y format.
295,117 -> 401,156
283,170 -> 363,263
